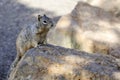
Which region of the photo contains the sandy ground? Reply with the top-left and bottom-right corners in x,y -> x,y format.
0,0 -> 83,79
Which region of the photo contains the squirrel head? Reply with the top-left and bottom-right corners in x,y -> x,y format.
37,14 -> 54,29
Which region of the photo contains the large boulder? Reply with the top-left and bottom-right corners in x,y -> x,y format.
8,44 -> 120,80
48,2 -> 120,57
86,0 -> 120,17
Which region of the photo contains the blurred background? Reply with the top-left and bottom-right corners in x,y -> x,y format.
0,0 -> 120,79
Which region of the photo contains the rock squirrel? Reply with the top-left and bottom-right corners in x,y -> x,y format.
11,14 -> 54,69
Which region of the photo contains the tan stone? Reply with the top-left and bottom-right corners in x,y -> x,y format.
8,44 -> 120,80
48,2 -> 120,57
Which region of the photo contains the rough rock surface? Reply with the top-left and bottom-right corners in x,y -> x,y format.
8,44 -> 120,80
86,0 -> 120,18
48,2 -> 120,58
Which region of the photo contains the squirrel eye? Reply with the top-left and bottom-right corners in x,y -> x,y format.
43,20 -> 47,24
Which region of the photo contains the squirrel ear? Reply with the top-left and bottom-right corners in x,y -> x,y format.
43,14 -> 47,17
38,15 -> 41,21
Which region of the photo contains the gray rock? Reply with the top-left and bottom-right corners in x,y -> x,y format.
8,44 -> 120,80
48,2 -> 120,57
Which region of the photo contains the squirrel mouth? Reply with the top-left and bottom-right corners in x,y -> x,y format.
42,27 -> 49,30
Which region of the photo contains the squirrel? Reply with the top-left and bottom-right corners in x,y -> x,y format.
11,14 -> 54,69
